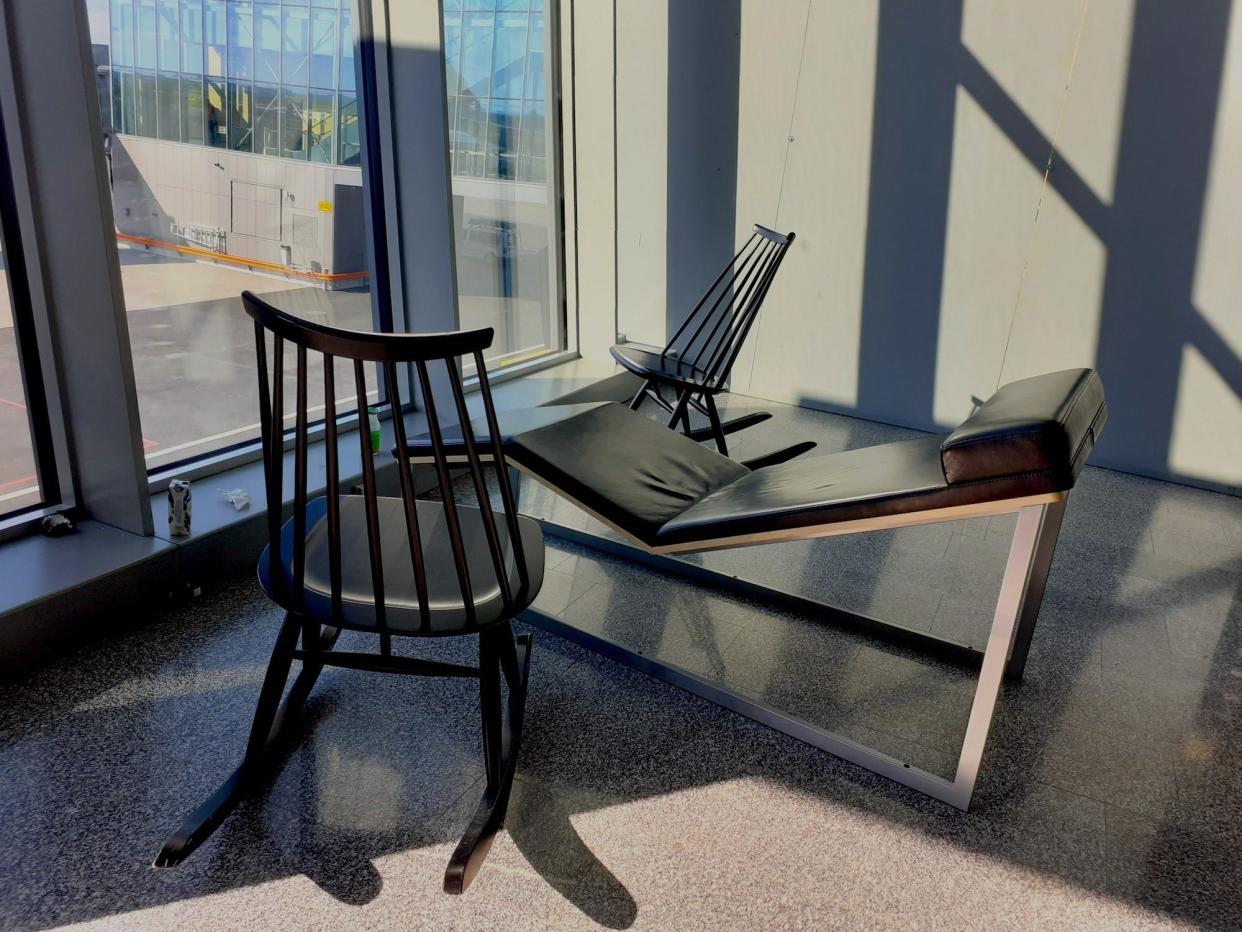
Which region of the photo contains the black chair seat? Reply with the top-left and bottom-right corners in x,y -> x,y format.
609,342 -> 720,392
261,496 -> 545,635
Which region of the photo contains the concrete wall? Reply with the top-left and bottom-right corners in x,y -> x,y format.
600,0 -> 1242,494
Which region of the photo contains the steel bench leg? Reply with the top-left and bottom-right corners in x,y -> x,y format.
940,502 -> 1048,809
1004,496 -> 1066,680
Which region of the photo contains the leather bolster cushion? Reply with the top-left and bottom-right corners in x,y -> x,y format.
940,368 -> 1107,489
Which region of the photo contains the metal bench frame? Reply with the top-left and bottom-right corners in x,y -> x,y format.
508,456 -> 1065,810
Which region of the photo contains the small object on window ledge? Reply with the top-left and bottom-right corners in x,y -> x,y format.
168,479 -> 192,537
40,513 -> 76,537
217,488 -> 250,511
368,405 -> 382,454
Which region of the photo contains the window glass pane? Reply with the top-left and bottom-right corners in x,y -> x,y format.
485,98 -> 519,180
136,0 -> 158,70
517,99 -> 545,182
0,133 -> 48,517
181,74 -> 205,144
454,95 -> 486,177
281,6 -> 309,84
157,0 -> 179,70
116,68 -> 137,134
254,5 -> 281,85
339,7 -> 356,93
181,0 -> 203,74
111,0 -> 134,68
310,0 -> 336,8
337,91 -> 359,165
253,83 -> 280,155
280,84 -> 308,158
309,10 -> 336,89
226,1 -> 253,80
135,70 -> 158,137
206,75 -> 227,146
446,1 -> 563,368
228,79 -> 252,151
490,13 -> 526,100
523,12 -> 544,100
87,0 -> 391,471
459,12 -> 494,99
443,12 -> 462,95
157,71 -> 181,141
204,0 -> 226,75
307,88 -> 333,163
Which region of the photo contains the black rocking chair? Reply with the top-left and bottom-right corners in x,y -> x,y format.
610,223 -> 811,469
153,290 -> 544,894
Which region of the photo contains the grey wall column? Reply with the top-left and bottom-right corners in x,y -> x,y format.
665,0 -> 740,338
378,0 -> 458,335
0,0 -> 152,535
367,0 -> 461,411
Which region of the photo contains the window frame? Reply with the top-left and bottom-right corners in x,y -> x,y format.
0,63 -> 74,538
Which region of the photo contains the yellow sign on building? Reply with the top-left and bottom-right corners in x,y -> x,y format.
318,201 -> 334,213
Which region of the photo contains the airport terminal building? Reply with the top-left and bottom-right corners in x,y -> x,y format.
91,0 -> 553,290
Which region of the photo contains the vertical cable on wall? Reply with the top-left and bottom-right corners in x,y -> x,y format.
994,0 -> 1092,390
745,0 -> 812,389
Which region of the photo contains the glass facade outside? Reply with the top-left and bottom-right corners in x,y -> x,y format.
444,0 -> 549,183
101,0 -> 552,181
104,0 -> 361,166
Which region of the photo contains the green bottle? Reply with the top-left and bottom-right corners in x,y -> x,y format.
368,406 -> 381,454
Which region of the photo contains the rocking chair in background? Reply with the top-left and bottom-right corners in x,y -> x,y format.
610,224 -> 812,470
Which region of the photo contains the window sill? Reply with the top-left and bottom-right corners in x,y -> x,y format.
0,354 -> 615,679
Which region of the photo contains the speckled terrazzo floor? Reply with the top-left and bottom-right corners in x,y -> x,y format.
1,399 -> 1240,930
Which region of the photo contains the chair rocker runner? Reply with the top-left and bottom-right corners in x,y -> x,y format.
154,291 -> 544,895
611,224 -> 812,470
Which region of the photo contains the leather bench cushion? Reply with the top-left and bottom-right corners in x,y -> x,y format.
656,435 -> 1069,547
399,403 -> 612,461
940,368 -> 1107,486
507,402 -> 749,545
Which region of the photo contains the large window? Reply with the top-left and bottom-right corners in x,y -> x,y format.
443,0 -> 565,368
86,0 -> 383,472
83,0 -> 564,471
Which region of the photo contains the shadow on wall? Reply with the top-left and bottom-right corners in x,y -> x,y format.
665,0 -> 741,339
107,135 -> 177,243
847,0 -> 1240,493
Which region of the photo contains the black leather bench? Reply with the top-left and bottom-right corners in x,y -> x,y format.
402,368 -> 1107,810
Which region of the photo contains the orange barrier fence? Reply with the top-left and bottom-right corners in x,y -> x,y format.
115,232 -> 370,284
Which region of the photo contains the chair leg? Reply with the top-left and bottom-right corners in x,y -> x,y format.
667,388 -> 694,435
628,379 -> 650,411
703,394 -> 729,456
444,627 -> 533,894
154,612 -> 322,868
